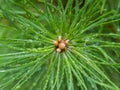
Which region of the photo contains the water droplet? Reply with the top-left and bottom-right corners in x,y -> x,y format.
33,83 -> 36,86
16,85 -> 20,89
77,83 -> 81,86
117,28 -> 120,32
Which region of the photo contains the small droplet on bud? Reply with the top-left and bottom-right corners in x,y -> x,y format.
59,42 -> 66,49
56,48 -> 61,52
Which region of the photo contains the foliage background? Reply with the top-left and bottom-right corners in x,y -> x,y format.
0,0 -> 120,90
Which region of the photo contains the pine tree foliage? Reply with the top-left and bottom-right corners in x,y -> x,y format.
0,0 -> 120,90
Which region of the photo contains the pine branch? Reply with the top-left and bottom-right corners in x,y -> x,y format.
0,0 -> 120,90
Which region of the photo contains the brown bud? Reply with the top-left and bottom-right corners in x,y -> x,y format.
56,48 -> 61,52
58,36 -> 62,42
59,42 -> 66,50
64,40 -> 69,44
53,40 -> 58,47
